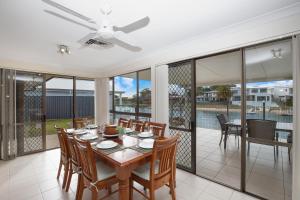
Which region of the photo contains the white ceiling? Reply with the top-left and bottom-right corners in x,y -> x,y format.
0,0 -> 299,78
196,40 -> 292,86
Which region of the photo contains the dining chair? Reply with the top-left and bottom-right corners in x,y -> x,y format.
216,114 -> 240,148
246,119 -> 277,161
129,119 -> 145,132
74,118 -> 85,129
130,134 -> 180,200
64,132 -> 81,194
144,122 -> 166,137
56,126 -> 70,190
74,137 -> 118,200
118,117 -> 130,128
287,134 -> 292,162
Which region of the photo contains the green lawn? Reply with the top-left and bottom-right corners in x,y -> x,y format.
46,119 -> 72,135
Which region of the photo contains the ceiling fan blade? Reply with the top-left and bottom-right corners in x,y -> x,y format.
42,0 -> 96,23
108,31 -> 142,52
113,16 -> 150,33
44,10 -> 97,31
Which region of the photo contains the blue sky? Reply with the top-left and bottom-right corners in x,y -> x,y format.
115,76 -> 151,97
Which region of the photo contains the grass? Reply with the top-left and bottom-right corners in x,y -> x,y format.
46,118 -> 72,135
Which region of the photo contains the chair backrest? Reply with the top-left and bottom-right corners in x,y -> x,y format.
74,118 -> 85,129
150,134 -> 179,183
216,114 -> 228,131
74,137 -> 97,182
247,119 -> 276,141
56,127 -> 69,160
64,131 -> 80,167
118,118 -> 130,128
129,119 -> 145,132
145,122 -> 166,137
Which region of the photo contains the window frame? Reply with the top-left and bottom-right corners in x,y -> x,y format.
109,68 -> 151,121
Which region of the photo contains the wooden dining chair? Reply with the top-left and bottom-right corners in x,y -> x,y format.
56,126 -> 70,190
118,117 -> 130,128
64,132 -> 81,194
144,122 -> 166,137
129,119 -> 145,132
74,137 -> 118,200
74,118 -> 85,129
130,134 -> 180,200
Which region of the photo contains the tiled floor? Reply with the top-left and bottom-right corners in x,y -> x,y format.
0,149 -> 258,200
196,128 -> 292,200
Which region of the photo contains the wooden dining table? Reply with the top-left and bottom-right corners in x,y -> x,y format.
77,129 -> 154,200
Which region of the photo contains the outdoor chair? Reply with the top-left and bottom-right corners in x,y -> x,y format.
246,119 -> 277,161
216,114 -> 241,149
130,134 -> 180,200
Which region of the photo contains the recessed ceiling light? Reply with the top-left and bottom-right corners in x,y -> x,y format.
271,48 -> 282,59
57,45 -> 71,55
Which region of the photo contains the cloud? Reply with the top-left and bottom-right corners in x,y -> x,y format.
115,77 -> 136,97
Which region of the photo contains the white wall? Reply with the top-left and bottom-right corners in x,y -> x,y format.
94,78 -> 109,125
292,35 -> 300,200
151,65 -> 169,134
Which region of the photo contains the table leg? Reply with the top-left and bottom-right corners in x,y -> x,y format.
116,169 -> 131,200
224,131 -> 228,149
118,179 -> 130,200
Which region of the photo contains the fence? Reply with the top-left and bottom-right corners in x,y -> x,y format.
46,96 -> 94,119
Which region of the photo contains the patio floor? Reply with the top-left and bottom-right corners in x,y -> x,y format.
196,127 -> 292,200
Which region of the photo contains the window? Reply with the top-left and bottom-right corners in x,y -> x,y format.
251,88 -> 258,93
260,88 -> 267,93
110,69 -> 151,122
257,96 -> 266,101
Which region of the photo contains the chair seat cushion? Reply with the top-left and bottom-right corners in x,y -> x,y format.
132,162 -> 159,181
96,161 -> 116,181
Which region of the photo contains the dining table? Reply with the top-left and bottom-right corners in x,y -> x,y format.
223,119 -> 293,149
72,128 -> 155,200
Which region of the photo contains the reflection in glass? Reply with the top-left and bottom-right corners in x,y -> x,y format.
245,39 -> 293,200
195,51 -> 242,189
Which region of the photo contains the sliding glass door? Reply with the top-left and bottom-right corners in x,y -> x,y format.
195,50 -> 242,189
244,39 -> 293,200
16,71 -> 46,155
45,75 -> 74,149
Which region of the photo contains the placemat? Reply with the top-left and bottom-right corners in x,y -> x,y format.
93,145 -> 126,155
129,146 -> 153,154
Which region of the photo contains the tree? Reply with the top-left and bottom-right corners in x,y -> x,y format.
215,85 -> 233,116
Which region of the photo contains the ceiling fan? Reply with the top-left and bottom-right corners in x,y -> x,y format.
42,0 -> 150,51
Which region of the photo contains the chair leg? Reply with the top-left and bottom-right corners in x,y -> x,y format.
62,163 -> 69,189
76,174 -> 84,200
129,178 -> 133,200
288,147 -> 291,162
273,146 -> 276,162
219,132 -> 223,146
247,142 -> 250,156
57,159 -> 62,179
170,177 -> 176,200
91,190 -> 98,200
149,187 -> 155,200
65,165 -> 73,192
